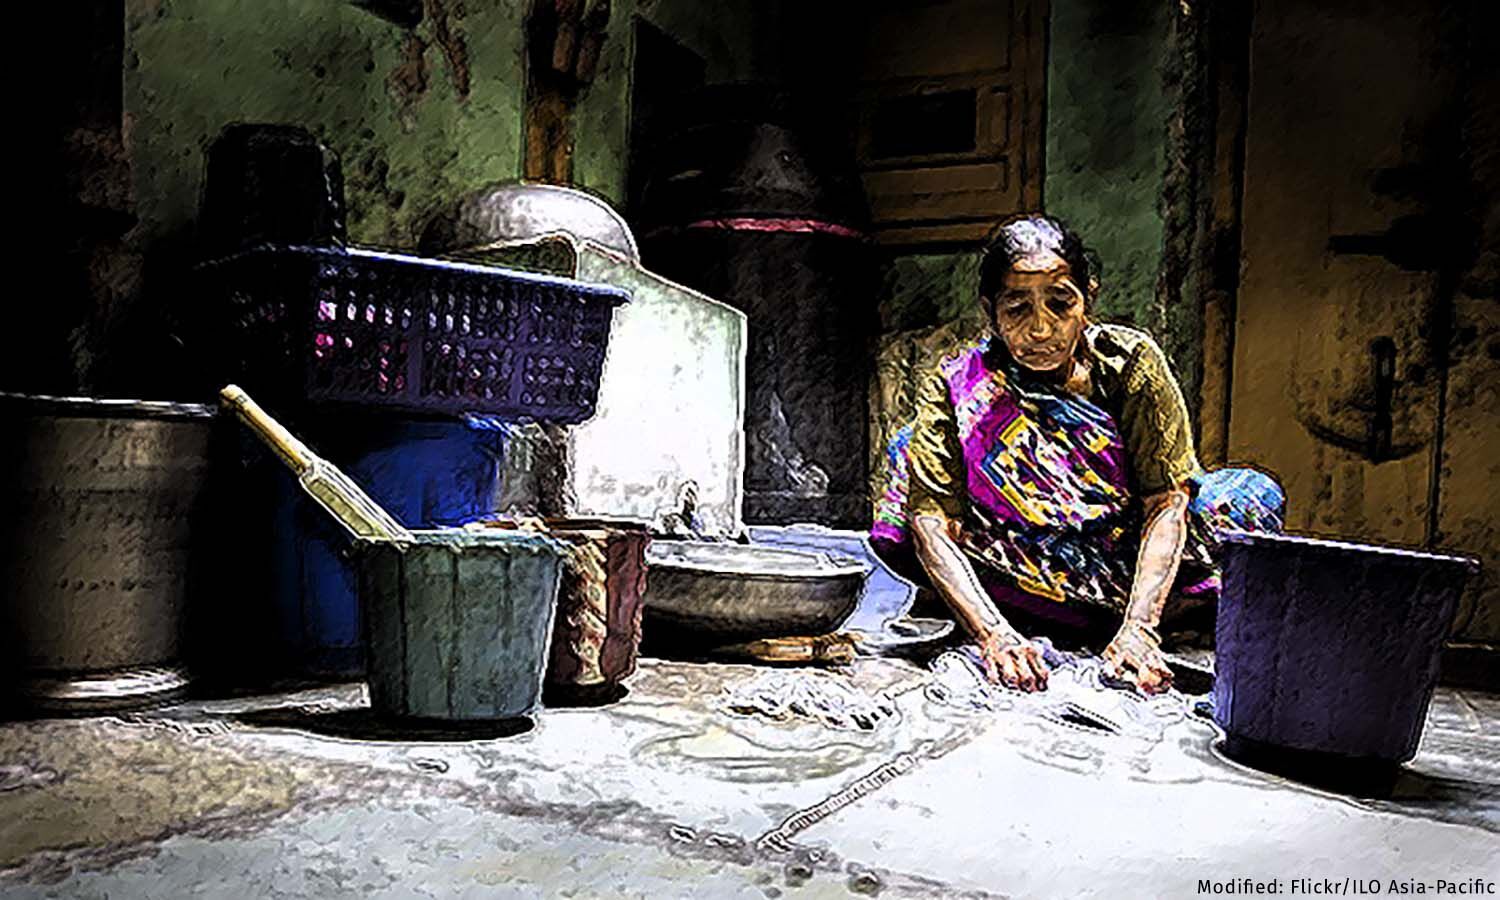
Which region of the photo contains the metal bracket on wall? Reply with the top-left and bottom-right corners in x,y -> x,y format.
1298,336 -> 1425,465
1323,156 -> 1481,546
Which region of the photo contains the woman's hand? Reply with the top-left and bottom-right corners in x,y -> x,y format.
1102,620 -> 1173,694
977,628 -> 1050,692
911,513 -> 1048,692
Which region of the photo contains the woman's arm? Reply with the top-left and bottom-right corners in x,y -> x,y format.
1102,487 -> 1189,694
912,512 -> 1049,691
1107,332 -> 1203,693
1124,488 -> 1191,628
903,365 -> 1048,691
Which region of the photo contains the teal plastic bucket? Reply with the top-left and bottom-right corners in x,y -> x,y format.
356,530 -> 564,721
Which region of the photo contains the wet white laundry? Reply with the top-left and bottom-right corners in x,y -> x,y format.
723,670 -> 900,732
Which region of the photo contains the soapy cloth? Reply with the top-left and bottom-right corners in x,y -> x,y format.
926,637 -> 1190,741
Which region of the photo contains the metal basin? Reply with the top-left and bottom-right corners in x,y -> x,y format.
642,540 -> 868,647
424,182 -> 640,262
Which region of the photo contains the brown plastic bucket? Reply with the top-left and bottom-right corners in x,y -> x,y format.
475,517 -> 650,701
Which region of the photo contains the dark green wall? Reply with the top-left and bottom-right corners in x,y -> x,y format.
127,0 -> 524,250
879,251 -> 982,334
1043,0 -> 1174,330
125,0 -> 1186,375
124,0 -> 762,252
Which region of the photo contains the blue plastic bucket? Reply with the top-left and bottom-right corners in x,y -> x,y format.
266,417 -> 505,678
357,530 -> 564,721
1214,531 -> 1478,763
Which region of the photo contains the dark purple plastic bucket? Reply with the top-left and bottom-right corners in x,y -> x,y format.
1214,531 -> 1479,763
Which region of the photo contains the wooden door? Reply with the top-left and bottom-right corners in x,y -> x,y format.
852,0 -> 1047,247
1228,0 -> 1496,642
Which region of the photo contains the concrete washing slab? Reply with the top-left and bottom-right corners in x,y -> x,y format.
1,658 -> 1495,898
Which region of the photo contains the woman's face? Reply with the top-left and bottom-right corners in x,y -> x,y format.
989,258 -> 1087,373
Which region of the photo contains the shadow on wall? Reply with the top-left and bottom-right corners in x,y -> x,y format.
878,251 -> 984,335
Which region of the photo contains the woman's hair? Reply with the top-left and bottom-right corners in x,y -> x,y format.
978,214 -> 1101,303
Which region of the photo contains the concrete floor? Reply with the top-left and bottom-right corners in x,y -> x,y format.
0,658 -> 1496,899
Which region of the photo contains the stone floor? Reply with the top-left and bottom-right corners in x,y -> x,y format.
0,657 -> 1496,899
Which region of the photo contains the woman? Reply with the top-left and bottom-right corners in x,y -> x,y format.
870,214 -> 1283,694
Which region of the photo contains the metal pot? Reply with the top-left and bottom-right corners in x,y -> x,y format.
0,394 -> 216,712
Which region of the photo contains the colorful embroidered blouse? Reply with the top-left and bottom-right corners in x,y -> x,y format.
906,323 -> 1203,524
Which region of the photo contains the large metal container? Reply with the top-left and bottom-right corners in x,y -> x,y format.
356,530 -> 564,722
1214,531 -> 1480,764
642,540 -> 867,649
636,86 -> 878,529
0,394 -> 216,712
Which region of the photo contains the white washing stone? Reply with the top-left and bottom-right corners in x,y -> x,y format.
568,243 -> 747,536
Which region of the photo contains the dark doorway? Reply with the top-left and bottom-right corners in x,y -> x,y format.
626,19 -> 707,219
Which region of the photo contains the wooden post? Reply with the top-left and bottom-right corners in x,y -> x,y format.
524,0 -> 611,184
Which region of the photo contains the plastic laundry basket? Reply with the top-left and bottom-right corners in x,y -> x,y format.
189,245 -> 628,423
1213,531 -> 1479,763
